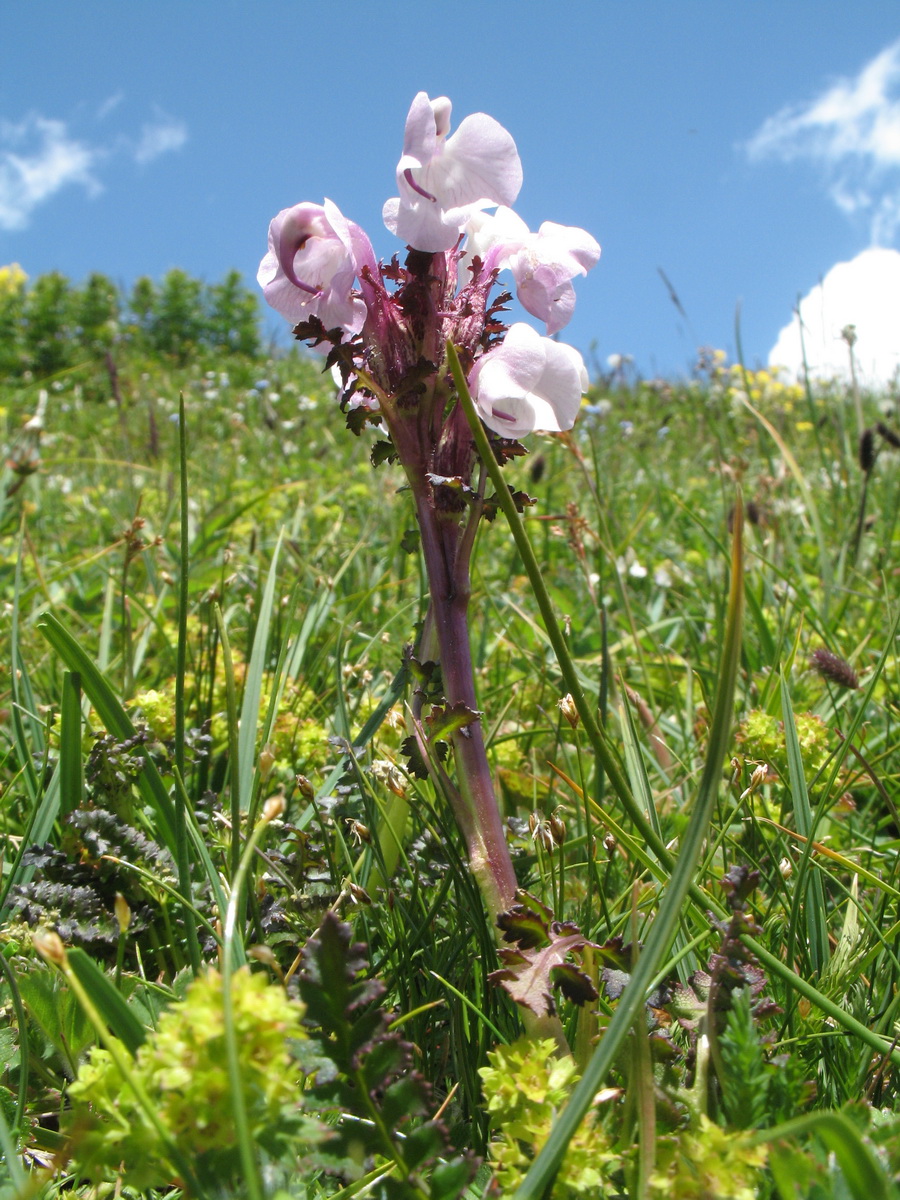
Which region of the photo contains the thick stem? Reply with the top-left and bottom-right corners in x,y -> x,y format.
413,484 -> 517,917
408,453 -> 568,1049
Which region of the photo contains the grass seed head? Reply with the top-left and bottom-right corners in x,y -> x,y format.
811,647 -> 859,690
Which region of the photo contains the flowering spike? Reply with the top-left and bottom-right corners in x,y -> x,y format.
258,96 -> 600,1002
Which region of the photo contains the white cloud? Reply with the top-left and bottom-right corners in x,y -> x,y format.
747,40 -> 900,243
0,114 -> 102,231
769,246 -> 900,387
0,106 -> 188,233
133,115 -> 188,165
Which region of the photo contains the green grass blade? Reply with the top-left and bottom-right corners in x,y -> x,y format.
58,670 -> 84,818
0,1101 -> 26,1194
173,393 -> 201,973
0,756 -> 60,909
512,495 -> 745,1200
780,670 -> 829,975
237,527 -> 284,812
619,695 -> 663,840
0,951 -> 30,1135
743,934 -> 900,1070
750,1110 -> 898,1200
36,610 -> 178,848
65,947 -> 147,1054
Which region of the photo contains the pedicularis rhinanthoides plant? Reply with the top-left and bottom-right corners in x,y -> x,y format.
258,91 -> 599,971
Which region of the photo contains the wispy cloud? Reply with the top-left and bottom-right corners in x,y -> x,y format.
96,93 -> 124,121
746,39 -> 900,244
133,114 -> 188,165
0,105 -> 188,233
0,115 -> 101,231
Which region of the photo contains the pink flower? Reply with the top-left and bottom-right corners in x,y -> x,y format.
257,199 -> 375,334
383,93 -> 523,253
467,207 -> 600,335
468,323 -> 588,438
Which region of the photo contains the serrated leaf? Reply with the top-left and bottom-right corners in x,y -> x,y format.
490,891 -> 597,1017
401,735 -> 431,780
399,528 -> 419,554
601,968 -> 631,1001
425,702 -> 481,740
293,913 -> 475,1191
483,486 -> 536,521
297,914 -> 384,1067
403,649 -> 443,699
401,1122 -> 447,1171
490,933 -> 597,1017
497,891 -> 554,951
381,1072 -> 429,1131
346,403 -> 382,436
552,961 -> 600,1006
0,1029 -> 18,1069
400,734 -> 448,780
371,439 -> 398,468
18,968 -> 93,1067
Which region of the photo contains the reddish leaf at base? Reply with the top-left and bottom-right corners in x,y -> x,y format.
489,890 -> 598,1017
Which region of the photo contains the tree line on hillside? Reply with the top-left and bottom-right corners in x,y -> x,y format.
0,265 -> 264,380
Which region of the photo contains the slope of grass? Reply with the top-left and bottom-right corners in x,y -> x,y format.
1,338 -> 899,1197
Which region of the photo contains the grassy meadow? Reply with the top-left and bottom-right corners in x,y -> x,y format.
1,271 -> 900,1197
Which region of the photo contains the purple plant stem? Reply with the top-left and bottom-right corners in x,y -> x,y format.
412,474 -> 518,918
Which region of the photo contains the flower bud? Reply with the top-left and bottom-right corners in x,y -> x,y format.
346,818 -> 371,845
548,809 -> 567,846
258,743 -> 277,781
811,647 -> 859,690
262,794 -> 285,823
750,763 -> 768,790
248,944 -> 278,968
558,694 -> 579,729
114,893 -> 132,934
859,428 -> 876,474
33,929 -> 66,965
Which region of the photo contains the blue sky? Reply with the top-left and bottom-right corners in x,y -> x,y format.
3,2 -> 899,379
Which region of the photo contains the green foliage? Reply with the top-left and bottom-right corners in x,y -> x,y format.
1,298 -> 900,1195
64,965 -> 311,1190
480,1037 -> 620,1195
718,988 -> 808,1130
0,264 -> 264,382
649,1116 -> 768,1199
295,912 -> 477,1197
9,807 -> 174,956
